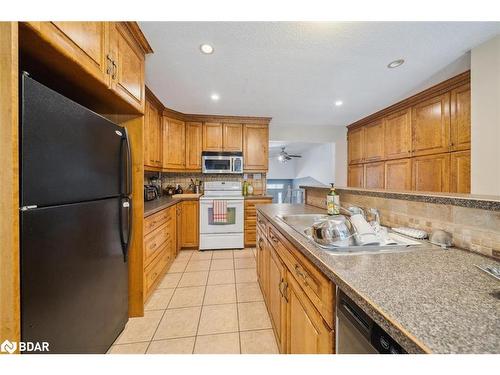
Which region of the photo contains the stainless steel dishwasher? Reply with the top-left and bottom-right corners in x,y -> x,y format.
336,289 -> 407,354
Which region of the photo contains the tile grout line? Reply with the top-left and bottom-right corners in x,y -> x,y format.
233,250 -> 242,354
192,251 -> 213,353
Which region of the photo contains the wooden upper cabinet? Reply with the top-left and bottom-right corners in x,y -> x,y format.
185,122 -> 203,170
203,122 -> 223,151
348,165 -> 364,188
223,123 -> 243,151
385,158 -> 412,191
163,117 -> 186,170
285,271 -> 333,354
36,22 -> 110,85
243,124 -> 269,172
348,127 -> 364,164
450,83 -> 471,152
364,162 -> 385,189
450,151 -> 471,193
109,22 -> 145,112
412,153 -> 450,192
412,93 -> 451,156
144,100 -> 162,168
384,109 -> 412,160
363,121 -> 384,161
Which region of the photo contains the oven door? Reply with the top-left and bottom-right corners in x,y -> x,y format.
202,156 -> 232,174
200,199 -> 244,234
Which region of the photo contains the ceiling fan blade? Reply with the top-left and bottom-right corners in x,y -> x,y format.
288,154 -> 302,158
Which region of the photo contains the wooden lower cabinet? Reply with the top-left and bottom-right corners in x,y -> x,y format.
385,158 -> 412,190
245,198 -> 273,247
450,150 -> 471,193
179,200 -> 199,249
257,212 -> 335,354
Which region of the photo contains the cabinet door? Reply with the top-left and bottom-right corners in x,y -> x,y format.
256,229 -> 264,286
450,83 -> 471,152
223,123 -> 243,151
385,158 -> 412,190
384,109 -> 412,160
39,22 -> 110,85
268,246 -> 287,353
243,124 -> 269,171
348,127 -> 364,164
348,164 -> 364,188
176,204 -> 182,254
185,122 -> 202,170
450,151 -> 471,193
144,100 -> 162,168
203,122 -> 223,151
412,93 -> 450,156
285,272 -> 333,354
363,121 -> 384,161
163,117 -> 186,170
109,22 -> 145,112
412,153 -> 450,192
180,201 -> 199,248
364,162 -> 385,189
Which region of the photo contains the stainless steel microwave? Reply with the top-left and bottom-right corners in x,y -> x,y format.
202,151 -> 243,174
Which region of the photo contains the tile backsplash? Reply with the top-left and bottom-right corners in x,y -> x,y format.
145,172 -> 267,195
304,187 -> 500,259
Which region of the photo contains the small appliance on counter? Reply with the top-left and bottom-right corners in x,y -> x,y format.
175,184 -> 184,194
144,185 -> 159,201
164,184 -> 176,196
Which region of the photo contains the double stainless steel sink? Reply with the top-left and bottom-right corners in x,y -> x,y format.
275,213 -> 427,255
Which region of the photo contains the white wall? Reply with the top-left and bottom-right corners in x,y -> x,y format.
471,35 -> 500,195
267,157 -> 297,179
294,143 -> 335,186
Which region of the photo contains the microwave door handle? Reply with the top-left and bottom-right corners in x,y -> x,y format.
230,158 -> 234,173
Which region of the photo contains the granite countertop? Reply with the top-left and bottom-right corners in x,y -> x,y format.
244,195 -> 273,200
257,203 -> 500,354
144,194 -> 201,217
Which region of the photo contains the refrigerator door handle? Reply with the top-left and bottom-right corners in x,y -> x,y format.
119,196 -> 132,262
120,128 -> 132,196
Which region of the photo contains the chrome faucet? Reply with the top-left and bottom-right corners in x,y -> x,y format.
346,206 -> 366,219
367,208 -> 380,225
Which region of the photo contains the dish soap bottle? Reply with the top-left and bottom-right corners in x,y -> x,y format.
327,183 -> 340,215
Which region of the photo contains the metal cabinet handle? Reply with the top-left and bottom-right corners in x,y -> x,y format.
106,54 -> 113,75
279,279 -> 288,303
270,233 -> 278,243
112,60 -> 117,80
295,264 -> 309,286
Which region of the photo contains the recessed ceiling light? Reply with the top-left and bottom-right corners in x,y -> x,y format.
334,100 -> 343,107
200,44 -> 214,54
387,59 -> 405,69
210,93 -> 220,101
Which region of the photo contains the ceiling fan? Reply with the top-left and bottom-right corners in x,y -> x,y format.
277,147 -> 302,163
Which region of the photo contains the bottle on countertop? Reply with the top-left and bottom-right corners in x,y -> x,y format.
242,180 -> 248,196
175,184 -> 183,195
327,183 -> 340,215
247,183 -> 254,195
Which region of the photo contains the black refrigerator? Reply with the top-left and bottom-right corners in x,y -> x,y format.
20,73 -> 132,354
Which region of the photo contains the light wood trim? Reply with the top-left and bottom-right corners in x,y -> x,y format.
348,71 -> 470,130
123,22 -> 153,54
0,21 -> 20,349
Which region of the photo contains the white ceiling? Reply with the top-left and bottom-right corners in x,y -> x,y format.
140,22 -> 500,128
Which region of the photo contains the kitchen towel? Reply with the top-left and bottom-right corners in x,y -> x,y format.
212,200 -> 228,223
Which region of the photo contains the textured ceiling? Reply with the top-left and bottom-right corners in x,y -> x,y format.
140,22 -> 500,127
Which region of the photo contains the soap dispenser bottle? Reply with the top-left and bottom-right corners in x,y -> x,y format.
327,183 -> 340,215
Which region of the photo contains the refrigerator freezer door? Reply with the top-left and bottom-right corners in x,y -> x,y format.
21,198 -> 128,354
21,74 -> 126,207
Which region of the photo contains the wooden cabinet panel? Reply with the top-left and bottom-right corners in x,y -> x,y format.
412,153 -> 450,192
176,204 -> 182,255
348,164 -> 364,188
163,117 -> 186,170
223,123 -> 243,151
450,151 -> 471,193
144,100 -> 162,168
180,200 -> 199,248
384,109 -> 412,160
144,223 -> 170,266
385,158 -> 412,190
245,198 -> 272,247
412,93 -> 450,156
450,83 -> 471,152
185,122 -> 202,170
268,245 -> 287,353
364,161 -> 385,189
40,22 -> 110,85
243,124 -> 269,172
363,120 -> 384,161
257,229 -> 270,301
203,122 -> 223,151
285,272 -> 333,354
348,127 -> 364,164
109,22 -> 145,111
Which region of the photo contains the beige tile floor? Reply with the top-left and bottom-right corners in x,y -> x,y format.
108,248 -> 279,354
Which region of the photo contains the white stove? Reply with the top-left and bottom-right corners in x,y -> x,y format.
199,181 -> 244,250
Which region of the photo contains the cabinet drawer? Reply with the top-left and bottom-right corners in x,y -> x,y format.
144,223 -> 170,266
144,208 -> 170,234
245,229 -> 257,245
268,226 -> 334,328
144,245 -> 171,298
